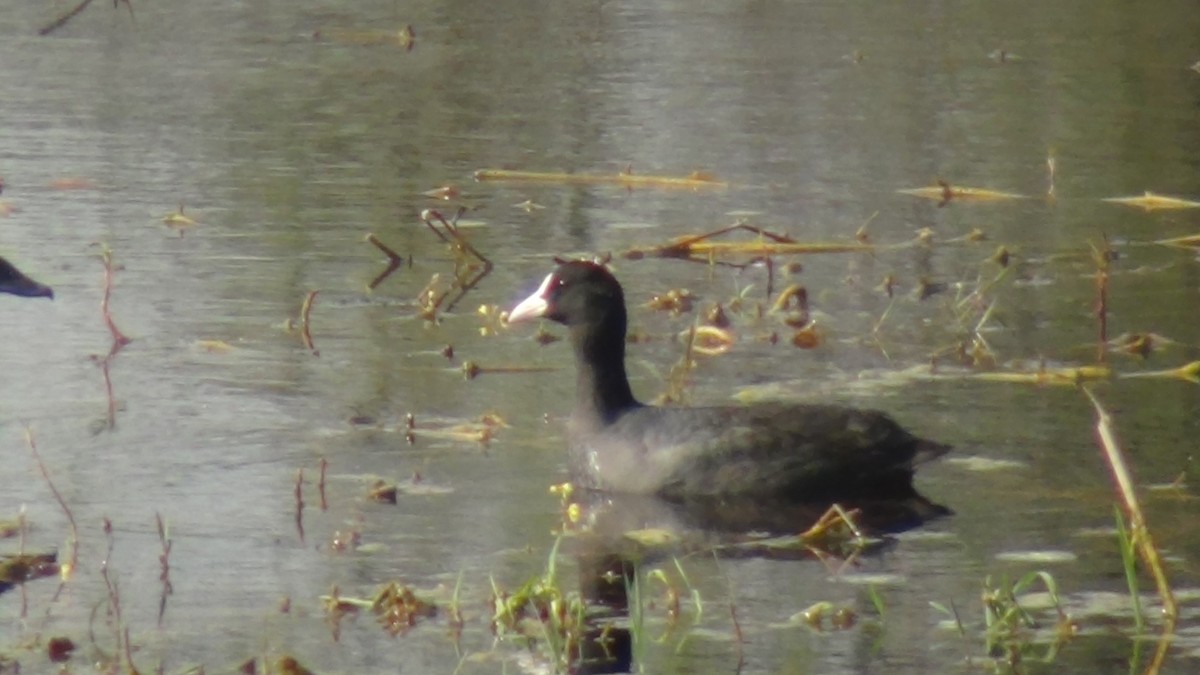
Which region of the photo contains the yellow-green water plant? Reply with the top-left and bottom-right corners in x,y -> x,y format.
1114,507 -> 1144,634
488,535 -> 589,673
980,571 -> 1075,663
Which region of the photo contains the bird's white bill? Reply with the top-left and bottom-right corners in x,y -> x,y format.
507,272 -> 554,323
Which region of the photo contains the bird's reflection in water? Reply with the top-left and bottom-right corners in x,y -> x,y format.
563,489 -> 951,674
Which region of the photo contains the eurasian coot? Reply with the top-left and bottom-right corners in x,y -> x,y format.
0,256 -> 53,299
508,260 -> 948,502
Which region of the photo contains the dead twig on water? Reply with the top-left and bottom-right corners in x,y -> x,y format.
93,244 -> 132,347
622,221 -> 882,285
295,468 -> 306,545
365,233 -> 408,290
39,0 -> 135,36
97,518 -> 138,673
319,458 -> 329,512
86,245 -> 130,430
418,208 -> 493,316
88,339 -> 126,432
1082,387 -> 1176,624
285,291 -> 320,356
1091,237 -> 1113,363
25,427 -> 77,588
156,512 -> 173,627
300,291 -> 319,355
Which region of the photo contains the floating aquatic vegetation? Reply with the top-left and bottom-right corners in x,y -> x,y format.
786,601 -> 859,631
1106,332 -> 1176,358
790,324 -> 824,349
977,571 -> 1077,660
969,364 -> 1111,386
1120,361 -> 1200,384
1102,191 -> 1200,211
283,290 -> 320,355
406,412 -> 508,445
476,303 -> 507,336
489,536 -> 588,670
718,504 -> 881,566
769,284 -> 809,326
322,581 -> 437,637
315,24 -> 416,50
192,339 -> 236,354
416,208 -> 493,317
897,180 -> 1026,206
0,551 -> 60,595
646,287 -> 694,314
704,302 -> 731,328
628,227 -> 873,261
160,204 -> 198,237
1154,232 -> 1200,249
624,222 -> 878,264
368,479 -> 398,504
688,325 -> 736,356
474,167 -> 728,190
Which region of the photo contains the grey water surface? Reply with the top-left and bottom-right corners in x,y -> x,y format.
2,1 -> 1199,673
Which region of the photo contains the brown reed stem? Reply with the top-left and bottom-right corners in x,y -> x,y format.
24,427 -> 78,579
1092,238 -> 1110,363
294,468 -> 306,544
299,290 -> 319,355
1082,387 -> 1176,620
97,246 -> 132,347
156,512 -> 173,626
38,0 -> 96,35
319,458 -> 329,512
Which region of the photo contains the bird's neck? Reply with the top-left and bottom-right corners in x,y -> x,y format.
571,319 -> 638,427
